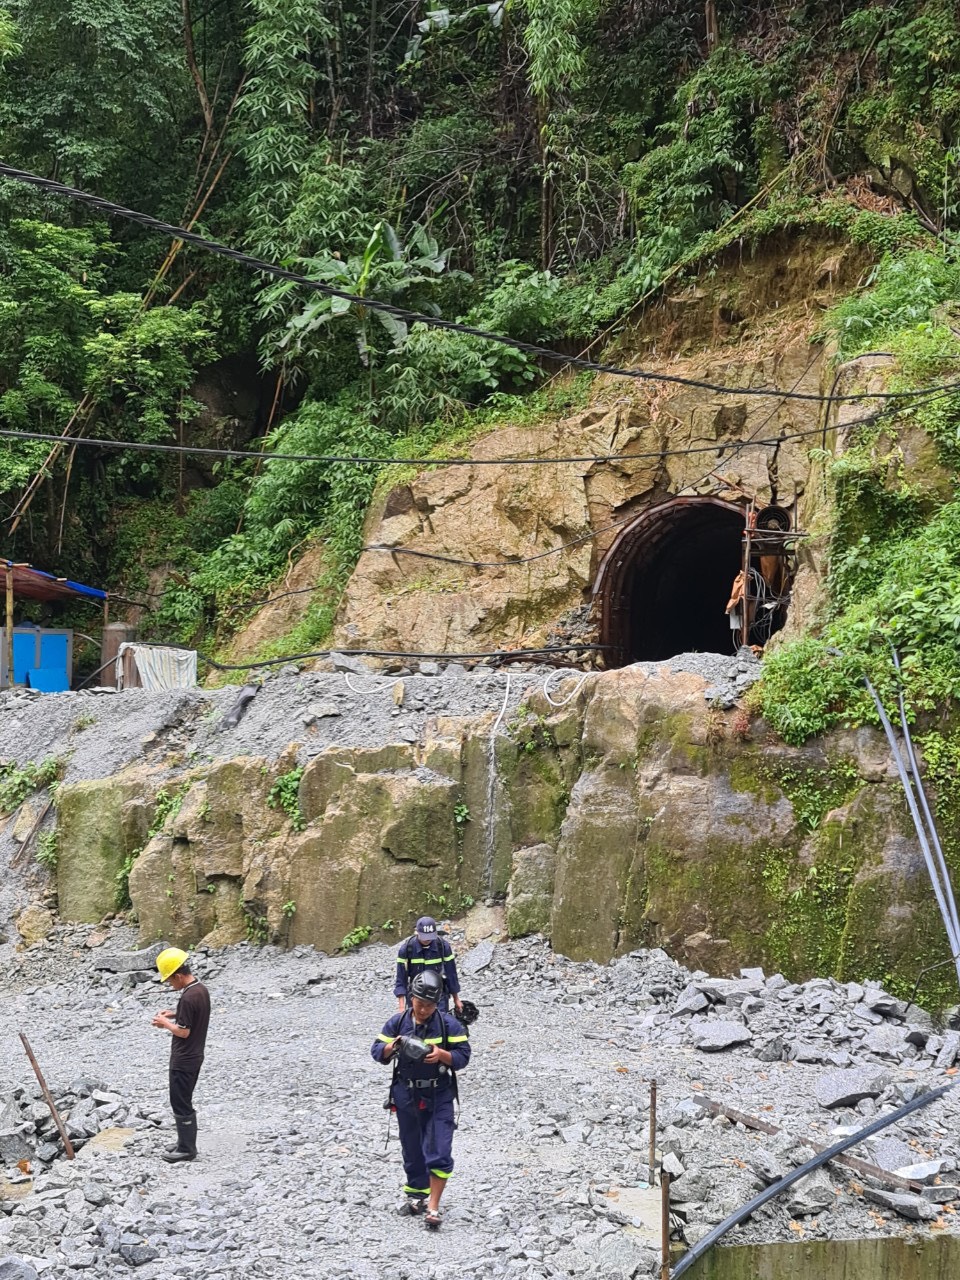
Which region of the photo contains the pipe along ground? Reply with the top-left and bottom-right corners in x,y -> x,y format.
671,1083 -> 952,1279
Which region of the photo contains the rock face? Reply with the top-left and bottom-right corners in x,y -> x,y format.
15,903 -> 54,947
47,662 -> 952,1002
331,239 -> 869,658
56,777 -> 153,922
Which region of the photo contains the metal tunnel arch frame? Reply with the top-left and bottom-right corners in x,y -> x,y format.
593,496 -> 747,668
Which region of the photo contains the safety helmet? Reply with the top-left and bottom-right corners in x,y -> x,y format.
458,999 -> 480,1026
156,947 -> 189,982
410,970 -> 443,1005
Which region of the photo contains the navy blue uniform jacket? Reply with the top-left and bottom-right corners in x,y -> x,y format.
393,936 -> 461,1001
372,1007 -> 471,1089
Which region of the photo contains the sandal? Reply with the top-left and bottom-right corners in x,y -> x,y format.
424,1208 -> 442,1230
398,1197 -> 426,1217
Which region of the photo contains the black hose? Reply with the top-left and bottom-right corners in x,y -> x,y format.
671,1082 -> 952,1278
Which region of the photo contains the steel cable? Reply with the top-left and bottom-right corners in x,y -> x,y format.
1,161 -> 959,407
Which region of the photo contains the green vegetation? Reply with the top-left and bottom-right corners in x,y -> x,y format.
35,828 -> 58,870
115,782 -> 191,911
507,704 -> 558,754
339,924 -> 373,952
0,757 -> 62,814
267,767 -> 306,832
0,1 -> 957,668
766,758 -> 861,832
760,247 -> 960,744
244,907 -> 270,945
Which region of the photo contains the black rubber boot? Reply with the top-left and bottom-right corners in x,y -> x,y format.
161,1114 -> 197,1163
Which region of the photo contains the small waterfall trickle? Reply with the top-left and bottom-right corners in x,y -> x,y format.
481,674 -> 511,897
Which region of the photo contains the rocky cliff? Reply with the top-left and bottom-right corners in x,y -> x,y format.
330,235 -> 866,658
3,653 -> 950,1006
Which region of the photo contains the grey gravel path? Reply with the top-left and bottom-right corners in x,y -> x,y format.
2,929 -> 958,1280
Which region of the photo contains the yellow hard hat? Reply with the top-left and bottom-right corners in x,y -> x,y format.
156,947 -> 189,982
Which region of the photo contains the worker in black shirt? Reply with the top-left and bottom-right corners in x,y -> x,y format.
151,947 -> 211,1164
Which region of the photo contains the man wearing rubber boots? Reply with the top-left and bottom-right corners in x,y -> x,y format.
372,969 -> 470,1228
151,948 -> 210,1164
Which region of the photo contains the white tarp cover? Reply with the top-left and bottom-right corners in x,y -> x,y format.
116,642 -> 198,691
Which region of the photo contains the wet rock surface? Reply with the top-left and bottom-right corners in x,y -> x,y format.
2,927 -> 959,1279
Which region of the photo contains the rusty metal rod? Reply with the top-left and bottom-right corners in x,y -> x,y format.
11,799 -> 53,868
699,1096 -> 924,1193
19,1032 -> 74,1160
660,1171 -> 671,1280
648,1078 -> 657,1187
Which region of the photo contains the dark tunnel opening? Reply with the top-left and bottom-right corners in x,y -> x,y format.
595,498 -> 789,666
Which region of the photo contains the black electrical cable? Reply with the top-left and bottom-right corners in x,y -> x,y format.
671,1082 -> 953,1278
2,161 -> 958,408
200,643 -> 604,670
5,375 -> 956,473
359,385 -> 959,569
0,416 -> 915,468
100,381 -> 955,613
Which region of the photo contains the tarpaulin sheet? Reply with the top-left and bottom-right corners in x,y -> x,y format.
2,560 -> 106,603
117,643 -> 197,691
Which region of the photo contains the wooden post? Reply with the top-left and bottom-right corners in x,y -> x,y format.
740,525 -> 751,649
100,623 -> 137,690
4,563 -> 13,688
705,0 -> 719,50
661,1171 -> 671,1280
648,1078 -> 657,1187
19,1032 -> 75,1160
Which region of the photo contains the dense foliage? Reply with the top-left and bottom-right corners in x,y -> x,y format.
760,248 -> 960,743
0,0 -> 958,663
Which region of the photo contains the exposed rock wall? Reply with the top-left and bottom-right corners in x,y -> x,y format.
46,665 -> 954,1003
332,236 -> 868,657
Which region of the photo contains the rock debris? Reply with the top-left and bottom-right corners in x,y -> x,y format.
2,925 -> 959,1278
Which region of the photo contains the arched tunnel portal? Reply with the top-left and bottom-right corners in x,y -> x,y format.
594,497 -> 767,666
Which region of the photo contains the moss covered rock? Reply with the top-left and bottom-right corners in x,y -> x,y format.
57,774 -> 153,922
506,843 -> 557,937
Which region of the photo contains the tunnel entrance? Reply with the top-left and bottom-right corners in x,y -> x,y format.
595,497 -> 791,666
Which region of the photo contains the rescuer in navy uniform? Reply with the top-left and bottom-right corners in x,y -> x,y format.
372,968 -> 471,1228
394,915 -> 463,1015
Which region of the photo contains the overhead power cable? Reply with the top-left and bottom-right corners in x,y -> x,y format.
1,161 -> 957,407
359,385 -> 960,569
3,379 -> 956,470
0,422 -> 838,465
200,643 -> 603,671
87,381 -> 956,613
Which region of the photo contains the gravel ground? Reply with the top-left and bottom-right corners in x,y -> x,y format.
0,651 -> 759,780
2,928 -> 958,1280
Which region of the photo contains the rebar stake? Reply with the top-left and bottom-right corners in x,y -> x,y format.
19,1031 -> 74,1160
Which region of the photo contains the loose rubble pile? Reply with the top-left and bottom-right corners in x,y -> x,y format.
0,1079 -> 157,1169
1,927 -> 959,1280
635,647 -> 761,709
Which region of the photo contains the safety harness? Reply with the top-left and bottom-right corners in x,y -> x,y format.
399,935 -> 451,997
384,1009 -> 460,1145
